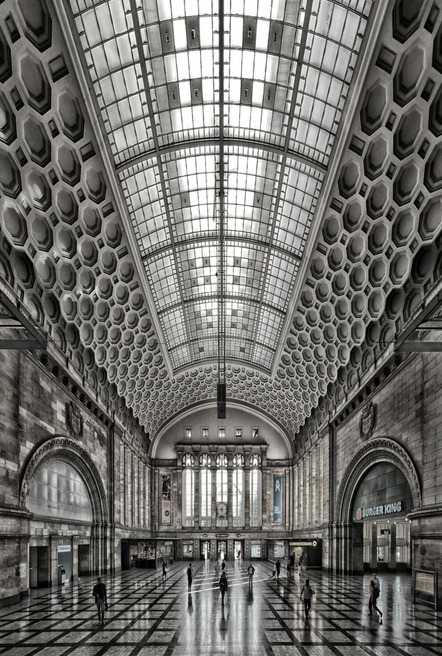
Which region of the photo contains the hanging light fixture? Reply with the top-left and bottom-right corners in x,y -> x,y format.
217,0 -> 226,420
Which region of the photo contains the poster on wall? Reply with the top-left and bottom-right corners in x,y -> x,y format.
273,474 -> 282,524
161,474 -> 171,525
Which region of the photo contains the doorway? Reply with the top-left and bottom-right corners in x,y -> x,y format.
234,540 -> 243,560
217,540 -> 227,561
29,546 -> 50,588
78,544 -> 90,575
201,540 -> 211,560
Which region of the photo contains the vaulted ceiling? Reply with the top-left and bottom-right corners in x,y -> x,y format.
1,0 -> 442,442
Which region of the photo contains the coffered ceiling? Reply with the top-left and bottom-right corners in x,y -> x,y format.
1,0 -> 441,441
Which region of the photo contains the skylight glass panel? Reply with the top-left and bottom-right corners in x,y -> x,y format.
262,254 -> 298,311
160,307 -> 187,349
146,254 -> 181,310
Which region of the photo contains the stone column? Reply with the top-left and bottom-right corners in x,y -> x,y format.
389,522 -> 397,571
370,522 -> 377,571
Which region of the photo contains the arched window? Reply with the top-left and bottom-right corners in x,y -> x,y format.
200,453 -> 212,527
216,453 -> 228,527
232,454 -> 245,527
250,454 -> 262,527
182,453 -> 195,527
29,459 -> 93,522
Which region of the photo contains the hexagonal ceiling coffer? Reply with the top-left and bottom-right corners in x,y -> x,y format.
322,215 -> 340,244
57,227 -> 77,259
57,145 -> 81,186
347,234 -> 365,263
390,251 -> 410,286
366,182 -> 388,219
392,0 -> 425,44
0,150 -> 21,198
419,198 -> 442,241
31,215 -> 53,251
20,54 -> 51,114
3,206 -> 28,246
35,257 -> 56,288
360,81 -> 387,135
81,206 -> 102,237
392,209 -> 415,246
18,0 -> 52,52
424,143 -> 442,192
23,118 -> 51,166
343,199 -> 363,232
43,293 -> 60,322
0,91 -> 16,145
364,136 -> 388,180
13,252 -> 35,288
58,91 -> 85,142
393,46 -> 425,107
394,108 -> 422,158
393,162 -> 419,205
412,245 -> 436,284
385,288 -> 405,319
0,27 -> 12,83
338,160 -> 360,198
56,188 -> 79,224
85,168 -> 106,203
27,171 -> 51,211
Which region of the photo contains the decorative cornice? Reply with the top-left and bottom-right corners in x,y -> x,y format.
407,504 -> 442,521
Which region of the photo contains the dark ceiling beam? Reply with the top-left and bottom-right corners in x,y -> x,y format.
394,290 -> 442,351
396,342 -> 442,353
115,137 -> 327,174
0,290 -> 46,350
141,233 -> 303,264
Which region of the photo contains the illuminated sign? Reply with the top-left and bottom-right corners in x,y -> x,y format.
289,540 -> 319,548
355,500 -> 402,520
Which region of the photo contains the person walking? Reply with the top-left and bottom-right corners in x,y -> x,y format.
368,573 -> 383,624
162,560 -> 167,579
247,563 -> 255,592
286,559 -> 291,578
187,563 -> 193,591
275,559 -> 281,579
219,571 -> 228,606
300,579 -> 315,620
92,577 -> 107,625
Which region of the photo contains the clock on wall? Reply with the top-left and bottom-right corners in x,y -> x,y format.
217,502 -> 227,518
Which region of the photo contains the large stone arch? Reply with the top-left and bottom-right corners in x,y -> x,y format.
20,435 -> 108,524
335,436 -> 422,526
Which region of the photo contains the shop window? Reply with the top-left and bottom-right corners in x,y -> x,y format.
29,459 -> 93,522
251,540 -> 261,558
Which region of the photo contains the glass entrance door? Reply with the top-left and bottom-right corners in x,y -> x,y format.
217,540 -> 227,561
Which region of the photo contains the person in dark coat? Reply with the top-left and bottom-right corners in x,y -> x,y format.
162,561 -> 167,579
275,559 -> 281,579
300,579 -> 315,620
219,571 -> 228,605
92,577 -> 107,625
187,563 -> 193,590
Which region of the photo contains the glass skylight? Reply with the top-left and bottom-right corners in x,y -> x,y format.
68,0 -> 373,372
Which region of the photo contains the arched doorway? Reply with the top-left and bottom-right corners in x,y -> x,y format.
20,436 -> 108,588
334,437 -> 421,574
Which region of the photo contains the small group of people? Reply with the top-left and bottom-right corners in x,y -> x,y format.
272,558 -> 293,579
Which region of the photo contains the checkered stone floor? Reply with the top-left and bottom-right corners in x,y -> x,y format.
0,563 -> 441,655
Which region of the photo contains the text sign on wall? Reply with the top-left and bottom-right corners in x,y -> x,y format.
57,545 -> 71,553
355,500 -> 402,520
273,475 -> 282,524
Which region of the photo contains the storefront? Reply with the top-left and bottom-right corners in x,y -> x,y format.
289,539 -> 322,569
183,539 -> 194,559
156,539 -> 175,565
351,462 -> 413,572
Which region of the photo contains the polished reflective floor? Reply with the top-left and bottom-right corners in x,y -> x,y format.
0,562 -> 441,655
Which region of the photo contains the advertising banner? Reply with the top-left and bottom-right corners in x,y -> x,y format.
161,474 -> 171,525
273,474 -> 282,524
